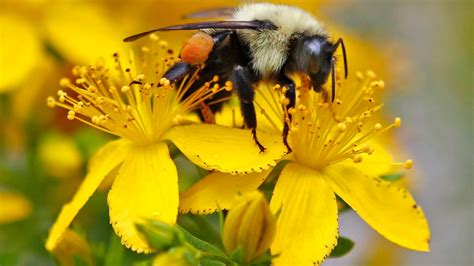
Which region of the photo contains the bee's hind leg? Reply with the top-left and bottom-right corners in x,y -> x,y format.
163,62 -> 197,83
231,65 -> 266,153
278,74 -> 296,154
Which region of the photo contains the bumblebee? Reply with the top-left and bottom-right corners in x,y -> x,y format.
125,3 -> 348,153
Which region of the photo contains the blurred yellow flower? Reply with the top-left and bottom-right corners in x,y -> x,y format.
38,133 -> 83,179
51,229 -> 94,266
0,14 -> 41,92
45,36 -> 285,254
0,191 -> 32,224
180,71 -> 430,265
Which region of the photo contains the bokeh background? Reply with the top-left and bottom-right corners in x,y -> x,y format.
0,0 -> 472,265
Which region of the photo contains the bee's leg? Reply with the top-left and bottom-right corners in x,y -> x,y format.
163,62 -> 196,83
211,30 -> 233,46
231,65 -> 266,153
278,74 -> 296,154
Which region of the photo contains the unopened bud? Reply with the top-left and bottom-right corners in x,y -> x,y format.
49,229 -> 94,265
136,219 -> 183,251
222,191 -> 276,263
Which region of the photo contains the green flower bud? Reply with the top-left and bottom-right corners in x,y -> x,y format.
136,219 -> 183,251
222,191 -> 276,263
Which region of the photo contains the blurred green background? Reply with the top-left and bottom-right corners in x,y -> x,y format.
0,0 -> 472,265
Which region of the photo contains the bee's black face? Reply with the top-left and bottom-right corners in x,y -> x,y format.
287,36 -> 336,92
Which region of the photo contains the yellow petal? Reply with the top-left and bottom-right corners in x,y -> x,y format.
0,15 -> 41,92
46,139 -> 131,251
324,165 -> 430,251
165,124 -> 286,174
0,191 -> 32,224
108,142 -> 178,253
180,170 -> 269,214
350,140 -> 393,177
270,163 -> 338,265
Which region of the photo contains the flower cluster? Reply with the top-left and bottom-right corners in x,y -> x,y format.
45,36 -> 430,265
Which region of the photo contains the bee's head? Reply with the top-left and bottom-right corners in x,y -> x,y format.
288,36 -> 347,97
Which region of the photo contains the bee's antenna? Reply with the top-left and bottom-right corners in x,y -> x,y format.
334,38 -> 348,79
331,58 -> 336,103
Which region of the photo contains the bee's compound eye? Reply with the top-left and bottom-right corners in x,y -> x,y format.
181,32 -> 214,65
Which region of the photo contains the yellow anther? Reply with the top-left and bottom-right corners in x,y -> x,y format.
394,117 -> 401,128
96,97 -> 104,104
352,154 -> 363,163
121,86 -> 130,93
79,67 -> 88,76
212,75 -> 219,82
149,33 -> 159,41
378,80 -> 385,89
356,71 -> 364,81
225,81 -> 232,87
279,96 -> 290,106
72,66 -> 80,76
143,83 -> 152,90
366,70 -> 376,79
298,104 -> 307,111
67,111 -> 76,120
136,74 -> 145,81
141,46 -> 150,52
374,123 -> 382,131
159,41 -> 168,48
361,144 -> 372,153
337,123 -> 347,132
60,78 -> 71,87
288,108 -> 296,115
404,159 -> 414,169
47,97 -> 56,108
88,86 -> 97,93
273,84 -> 281,90
345,117 -> 353,123
76,78 -> 86,84
159,78 -> 170,86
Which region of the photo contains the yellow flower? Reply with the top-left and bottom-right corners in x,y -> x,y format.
45,36 -> 285,254
0,14 -> 41,93
222,191 -> 276,263
0,191 -> 32,224
180,71 -> 430,265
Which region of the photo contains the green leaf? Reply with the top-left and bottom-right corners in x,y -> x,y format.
380,173 -> 404,182
177,226 -> 226,257
229,245 -> 244,264
330,237 -> 355,258
200,258 -> 227,266
104,233 -> 124,266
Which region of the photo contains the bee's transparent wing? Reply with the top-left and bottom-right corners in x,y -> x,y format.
184,7 -> 235,19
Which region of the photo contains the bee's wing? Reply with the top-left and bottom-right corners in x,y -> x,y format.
123,20 -> 276,42
184,7 -> 235,19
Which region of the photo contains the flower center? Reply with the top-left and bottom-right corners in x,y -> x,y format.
47,35 -> 231,145
254,71 -> 412,170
